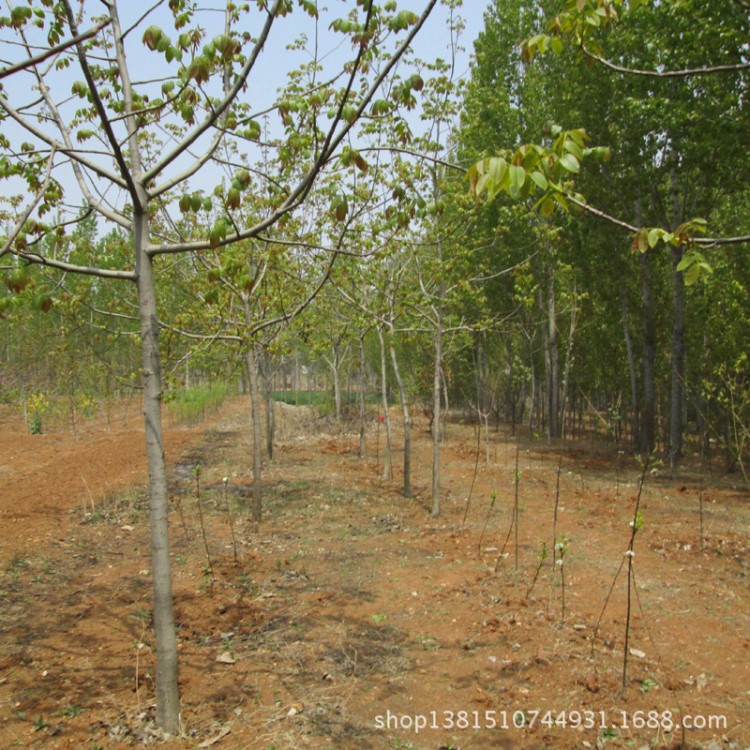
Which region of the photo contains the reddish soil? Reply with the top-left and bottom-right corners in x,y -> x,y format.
1,397 -> 749,750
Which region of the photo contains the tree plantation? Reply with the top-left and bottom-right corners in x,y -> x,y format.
1,1 -> 749,748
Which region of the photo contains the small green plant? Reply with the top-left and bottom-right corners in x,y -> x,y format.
33,715 -> 49,731
167,382 -> 230,425
26,392 -> 49,434
52,704 -> 84,718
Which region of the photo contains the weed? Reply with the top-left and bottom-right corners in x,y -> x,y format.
52,704 -> 84,718
167,382 -> 231,425
33,715 -> 49,731
416,635 -> 439,651
26,392 -> 49,434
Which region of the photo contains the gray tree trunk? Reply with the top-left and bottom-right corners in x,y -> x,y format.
432,310 -> 443,517
135,209 -> 180,733
669,166 -> 686,474
640,249 -> 657,453
260,349 -> 275,460
546,265 -> 560,439
358,332 -> 367,459
620,284 -> 639,447
376,325 -> 393,481
245,345 -> 263,523
387,325 -> 411,497
669,243 -> 686,474
331,345 -> 342,423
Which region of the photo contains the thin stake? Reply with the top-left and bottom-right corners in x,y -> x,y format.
223,477 -> 238,563
194,464 -> 213,582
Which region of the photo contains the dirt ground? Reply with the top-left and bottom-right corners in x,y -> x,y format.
1,396 -> 749,750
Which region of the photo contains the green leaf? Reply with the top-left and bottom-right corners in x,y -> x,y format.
389,10 -> 418,32
226,188 -> 241,210
684,264 -> 701,285
508,164 -> 526,198
558,153 -> 580,174
242,120 -> 261,141
209,219 -> 228,248
331,194 -> 348,222
142,25 -> 163,51
71,81 -> 88,98
10,6 -> 32,29
530,171 -> 548,191
298,0 -> 319,17
187,56 -> 211,85
631,230 -> 648,254
539,196 -> 556,217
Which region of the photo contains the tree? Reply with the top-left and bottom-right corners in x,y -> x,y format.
0,0 -> 439,731
464,0 -> 750,465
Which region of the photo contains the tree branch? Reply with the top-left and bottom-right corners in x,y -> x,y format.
0,149 -> 56,259
148,0 -> 440,256
581,46 -> 750,78
62,0 -> 140,201
146,0 -> 282,193
13,250 -> 136,280
565,193 -> 750,247
0,94 -> 129,194
0,19 -> 111,79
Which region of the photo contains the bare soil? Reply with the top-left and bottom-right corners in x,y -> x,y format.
1,397 -> 749,750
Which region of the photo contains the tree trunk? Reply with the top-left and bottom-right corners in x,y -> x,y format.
245,344 -> 263,523
387,324 -> 411,498
669,244 -> 686,473
641,249 -> 657,453
546,265 -> 560,439
260,349 -> 275,460
620,284 -> 639,447
376,325 -> 393,481
135,212 -> 180,733
329,346 -> 342,423
528,331 -> 536,439
432,308 -> 443,517
668,165 -> 686,474
358,332 -> 367,459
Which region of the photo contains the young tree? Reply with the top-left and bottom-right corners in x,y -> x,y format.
0,0 -> 439,731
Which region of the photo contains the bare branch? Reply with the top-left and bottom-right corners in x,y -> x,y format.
581,46 -> 750,79
565,193 -> 750,247
0,19 -> 110,80
359,145 -> 465,173
13,250 -> 136,280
